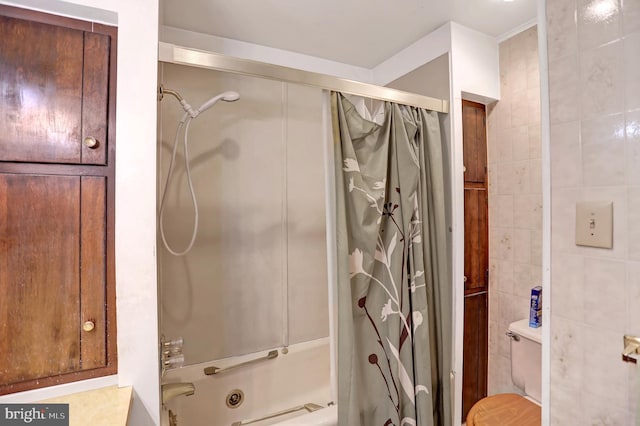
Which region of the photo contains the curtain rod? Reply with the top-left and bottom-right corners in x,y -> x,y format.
158,42 -> 449,114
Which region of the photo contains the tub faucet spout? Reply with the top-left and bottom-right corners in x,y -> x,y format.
162,382 -> 195,404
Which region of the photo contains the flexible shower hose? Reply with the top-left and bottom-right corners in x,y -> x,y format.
159,111 -> 200,256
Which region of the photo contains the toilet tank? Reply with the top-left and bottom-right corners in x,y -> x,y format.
508,319 -> 542,403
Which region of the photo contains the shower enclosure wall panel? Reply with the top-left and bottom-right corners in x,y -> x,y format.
158,63 -> 329,365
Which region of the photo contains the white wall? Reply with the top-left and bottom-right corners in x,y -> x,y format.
0,0 -> 161,424
448,23 -> 500,426
385,53 -> 450,101
160,26 -> 373,83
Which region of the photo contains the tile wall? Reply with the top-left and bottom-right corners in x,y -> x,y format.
486,26 -> 543,395
547,0 -> 640,423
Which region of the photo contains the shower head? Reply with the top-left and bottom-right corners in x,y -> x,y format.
168,90 -> 239,119
196,91 -> 240,115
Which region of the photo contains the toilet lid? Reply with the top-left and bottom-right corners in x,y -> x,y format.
467,393 -> 541,426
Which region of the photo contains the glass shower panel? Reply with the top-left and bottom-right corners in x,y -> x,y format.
159,64 -> 285,364
286,84 -> 329,344
159,63 -> 329,366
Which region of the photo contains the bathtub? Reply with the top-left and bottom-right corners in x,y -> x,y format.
162,338 -> 335,426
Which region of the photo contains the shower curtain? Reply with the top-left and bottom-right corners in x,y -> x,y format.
332,92 -> 451,426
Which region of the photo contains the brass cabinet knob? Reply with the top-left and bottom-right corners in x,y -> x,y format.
83,136 -> 99,149
83,320 -> 95,332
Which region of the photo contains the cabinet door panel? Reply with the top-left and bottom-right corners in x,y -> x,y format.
464,188 -> 488,293
80,176 -> 107,369
462,292 -> 488,419
0,16 -> 84,164
81,33 -> 109,165
462,100 -> 487,184
0,174 -> 81,384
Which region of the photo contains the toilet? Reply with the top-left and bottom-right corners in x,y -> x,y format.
466,319 -> 542,426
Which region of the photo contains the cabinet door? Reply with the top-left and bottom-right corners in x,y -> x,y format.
0,174 -> 106,388
462,292 -> 488,419
462,100 -> 487,184
464,188 -> 488,293
0,16 -> 109,165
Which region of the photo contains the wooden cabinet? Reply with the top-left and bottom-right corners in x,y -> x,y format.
461,100 -> 489,419
0,5 -> 117,395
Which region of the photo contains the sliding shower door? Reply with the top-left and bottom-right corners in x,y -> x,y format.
158,63 -> 329,365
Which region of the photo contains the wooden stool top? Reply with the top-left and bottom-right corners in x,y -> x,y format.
466,393 -> 541,426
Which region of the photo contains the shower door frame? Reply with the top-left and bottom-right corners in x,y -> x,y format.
158,43 -> 449,113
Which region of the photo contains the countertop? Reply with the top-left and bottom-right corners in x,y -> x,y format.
39,385 -> 132,426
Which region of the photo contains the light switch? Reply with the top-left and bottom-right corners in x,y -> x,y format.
575,202 -> 613,249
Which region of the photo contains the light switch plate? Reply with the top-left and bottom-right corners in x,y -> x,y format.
575,202 -> 613,249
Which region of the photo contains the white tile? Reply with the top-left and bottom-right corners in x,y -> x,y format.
529,124 -> 541,159
496,195 -> 514,228
511,89 -> 529,127
583,257 -> 626,330
513,160 -> 531,194
527,58 -> 541,91
550,316 -> 585,388
549,381 -> 584,425
582,138 -> 626,186
626,110 -> 640,185
498,260 -> 514,294
514,194 -> 542,230
511,125 -> 530,161
513,263 -> 534,298
550,121 -> 582,188
513,229 -> 532,265
495,98 -> 512,130
489,258 -> 499,291
628,187 -> 640,260
549,54 -> 580,124
490,228 -> 501,260
579,41 -> 625,120
488,165 -> 497,193
581,112 -> 625,146
625,261 -> 640,335
547,0 -> 579,61
623,33 -> 640,111
527,87 -> 541,125
530,230 -> 543,266
495,128 -> 513,162
577,0 -> 622,49
497,162 -> 516,195
551,253 -> 585,322
581,326 -> 630,414
623,0 -> 640,34
529,158 -> 542,194
496,228 -> 514,261
551,188 -> 581,254
514,195 -> 532,229
581,388 -> 631,424
581,112 -> 626,186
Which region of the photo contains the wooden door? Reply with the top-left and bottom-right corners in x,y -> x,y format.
0,13 -> 109,165
0,5 -> 117,395
0,174 -> 107,385
461,100 -> 489,420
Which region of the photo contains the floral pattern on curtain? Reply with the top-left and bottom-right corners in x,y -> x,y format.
332,93 -> 451,426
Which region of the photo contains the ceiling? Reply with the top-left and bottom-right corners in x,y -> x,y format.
161,0 -> 537,68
